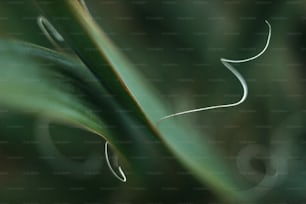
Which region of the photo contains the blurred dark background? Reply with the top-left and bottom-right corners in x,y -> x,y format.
0,0 -> 306,203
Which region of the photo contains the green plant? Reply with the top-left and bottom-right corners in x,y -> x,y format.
0,1 -> 305,203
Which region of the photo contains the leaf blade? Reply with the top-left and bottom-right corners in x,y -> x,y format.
35,1 -> 249,202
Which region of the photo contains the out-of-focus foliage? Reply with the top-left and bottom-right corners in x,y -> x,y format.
0,0 -> 306,203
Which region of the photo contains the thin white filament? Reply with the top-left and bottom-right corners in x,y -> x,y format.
105,142 -> 127,182
38,14 -> 127,183
37,16 -> 64,50
158,20 -> 271,122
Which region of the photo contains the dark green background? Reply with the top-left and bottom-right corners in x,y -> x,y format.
0,0 -> 305,203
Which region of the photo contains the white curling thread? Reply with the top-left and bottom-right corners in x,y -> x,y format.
159,20 -> 271,122
105,141 -> 127,182
37,16 -> 64,50
38,14 -> 127,182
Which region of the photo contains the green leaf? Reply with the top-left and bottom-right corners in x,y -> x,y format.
0,39 -> 176,187
35,1 -> 250,202
0,39 -> 114,148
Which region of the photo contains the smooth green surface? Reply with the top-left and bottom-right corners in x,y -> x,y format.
36,1 -> 248,202
0,0 -> 305,203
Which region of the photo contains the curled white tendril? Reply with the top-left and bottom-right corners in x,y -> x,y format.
36,14 -> 127,183
37,16 -> 64,50
105,142 -> 127,182
159,20 -> 271,122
